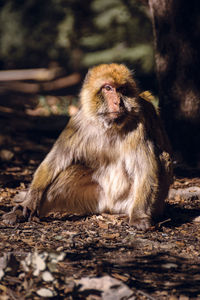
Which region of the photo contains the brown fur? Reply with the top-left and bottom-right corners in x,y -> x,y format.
3,64 -> 173,230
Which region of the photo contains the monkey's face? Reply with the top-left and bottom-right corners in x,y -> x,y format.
98,82 -> 136,122
81,64 -> 140,125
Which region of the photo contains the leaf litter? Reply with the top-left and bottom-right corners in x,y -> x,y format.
0,133 -> 200,299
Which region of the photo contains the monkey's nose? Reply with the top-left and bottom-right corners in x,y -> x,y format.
113,101 -> 119,107
113,97 -> 120,107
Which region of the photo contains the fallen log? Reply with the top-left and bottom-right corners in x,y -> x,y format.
0,73 -> 81,94
0,68 -> 62,82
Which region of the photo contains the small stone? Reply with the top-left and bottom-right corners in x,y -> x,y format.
36,288 -> 54,297
56,246 -> 64,251
49,252 -> 66,263
161,263 -> 178,269
32,252 -> 47,276
42,271 -> 54,282
77,275 -> 133,300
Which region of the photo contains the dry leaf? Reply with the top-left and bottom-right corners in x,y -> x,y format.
98,221 -> 109,229
101,233 -> 120,239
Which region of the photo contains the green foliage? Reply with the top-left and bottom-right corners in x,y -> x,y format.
0,0 -> 154,78
82,45 -> 154,73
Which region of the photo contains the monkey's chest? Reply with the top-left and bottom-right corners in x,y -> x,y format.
94,159 -> 132,213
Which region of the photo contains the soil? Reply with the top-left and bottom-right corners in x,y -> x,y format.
0,129 -> 200,300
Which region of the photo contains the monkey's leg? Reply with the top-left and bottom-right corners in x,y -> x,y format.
38,165 -> 100,217
129,173 -> 162,231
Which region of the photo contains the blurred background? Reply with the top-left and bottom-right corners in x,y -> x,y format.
0,0 -> 156,121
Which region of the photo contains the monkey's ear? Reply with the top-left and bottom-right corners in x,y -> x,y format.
139,91 -> 159,114
139,91 -> 155,103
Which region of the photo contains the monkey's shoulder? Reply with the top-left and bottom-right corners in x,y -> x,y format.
58,114 -> 82,140
139,91 -> 159,115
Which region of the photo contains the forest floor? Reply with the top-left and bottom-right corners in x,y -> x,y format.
0,129 -> 200,300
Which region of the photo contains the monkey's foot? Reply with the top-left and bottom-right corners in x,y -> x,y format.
2,205 -> 33,225
129,217 -> 152,231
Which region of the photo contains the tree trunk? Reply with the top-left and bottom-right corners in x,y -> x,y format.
148,0 -> 200,167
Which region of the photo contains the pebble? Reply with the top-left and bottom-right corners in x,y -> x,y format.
42,271 -> 54,282
36,288 -> 54,297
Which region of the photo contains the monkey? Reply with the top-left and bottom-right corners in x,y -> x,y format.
3,63 -> 173,230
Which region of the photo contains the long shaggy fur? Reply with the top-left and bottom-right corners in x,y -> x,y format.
3,64 -> 172,230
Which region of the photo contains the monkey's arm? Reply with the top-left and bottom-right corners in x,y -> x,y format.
150,105 -> 173,183
128,142 -> 160,230
141,98 -> 173,178
3,117 -> 80,224
141,97 -> 172,153
128,101 -> 173,230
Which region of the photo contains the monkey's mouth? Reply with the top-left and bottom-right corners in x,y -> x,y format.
98,110 -> 128,124
106,110 -> 127,120
100,109 -> 126,117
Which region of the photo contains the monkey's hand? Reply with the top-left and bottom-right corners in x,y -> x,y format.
2,191 -> 37,225
129,217 -> 152,231
2,205 -> 29,225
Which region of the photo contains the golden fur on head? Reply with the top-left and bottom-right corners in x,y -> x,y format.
82,63 -> 137,92
80,64 -> 139,120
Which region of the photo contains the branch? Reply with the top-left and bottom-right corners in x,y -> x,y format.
0,73 -> 81,94
0,68 -> 62,82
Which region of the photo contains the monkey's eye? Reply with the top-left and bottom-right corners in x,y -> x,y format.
103,85 -> 112,91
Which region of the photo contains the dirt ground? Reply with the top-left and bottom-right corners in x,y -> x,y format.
0,130 -> 200,300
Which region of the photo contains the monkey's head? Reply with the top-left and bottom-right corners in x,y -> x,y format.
80,64 -> 140,126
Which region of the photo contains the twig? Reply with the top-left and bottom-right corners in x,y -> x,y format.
157,218 -> 171,227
